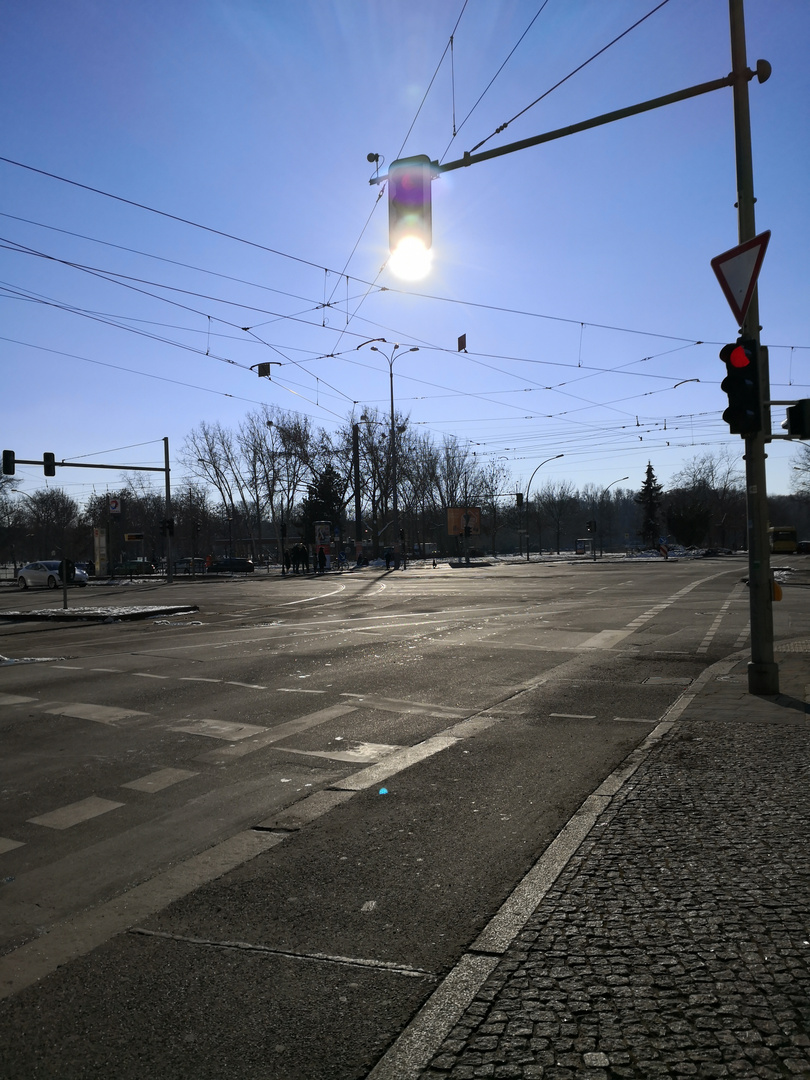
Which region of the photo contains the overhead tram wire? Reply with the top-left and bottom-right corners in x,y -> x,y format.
464,0 -> 673,157
0,237 -> 358,410
440,0 -> 551,161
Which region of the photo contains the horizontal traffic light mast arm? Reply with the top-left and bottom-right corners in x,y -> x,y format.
11,458 -> 165,472
369,67 -> 767,184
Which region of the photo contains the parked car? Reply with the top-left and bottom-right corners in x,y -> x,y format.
17,560 -> 89,590
207,557 -> 254,574
797,540 -> 810,554
174,557 -> 206,574
114,558 -> 156,576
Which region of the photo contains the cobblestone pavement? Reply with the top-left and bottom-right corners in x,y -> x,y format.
415,657 -> 810,1080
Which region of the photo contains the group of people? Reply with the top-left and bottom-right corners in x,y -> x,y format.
284,544 -> 343,574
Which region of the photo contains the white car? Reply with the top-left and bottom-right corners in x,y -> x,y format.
17,561 -> 89,590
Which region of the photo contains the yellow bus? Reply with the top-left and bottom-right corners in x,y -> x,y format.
769,526 -> 797,554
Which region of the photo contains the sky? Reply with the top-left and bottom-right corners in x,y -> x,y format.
2,0 -> 809,509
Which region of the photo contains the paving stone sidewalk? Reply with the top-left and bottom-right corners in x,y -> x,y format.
416,655 -> 810,1080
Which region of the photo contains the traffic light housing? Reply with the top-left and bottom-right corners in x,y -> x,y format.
43,452 -> 56,477
782,399 -> 810,440
719,339 -> 762,435
516,493 -> 523,508
161,518 -> 175,537
388,155 -> 432,253
2,450 -> 14,475
586,520 -> 596,533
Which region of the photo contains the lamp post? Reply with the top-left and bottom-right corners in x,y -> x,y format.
357,339 -> 418,566
525,455 -> 563,562
596,476 -> 629,560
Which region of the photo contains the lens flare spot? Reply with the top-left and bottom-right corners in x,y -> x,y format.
390,237 -> 432,281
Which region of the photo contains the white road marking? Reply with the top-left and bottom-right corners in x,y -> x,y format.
277,687 -> 326,694
122,768 -> 198,793
0,830 -> 286,1000
549,713 -> 596,719
0,837 -> 24,854
170,719 -> 268,741
195,703 -> 357,762
339,693 -> 467,718
179,677 -> 221,683
281,584 -> 347,605
28,796 -> 125,830
132,672 -> 170,680
277,742 -> 402,763
42,703 -> 148,725
90,668 -> 121,672
51,665 -> 83,670
332,735 -> 458,792
0,694 -> 37,706
226,681 -> 267,689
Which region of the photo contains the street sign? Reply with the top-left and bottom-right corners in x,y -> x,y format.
124,533 -> 144,541
109,498 -> 121,514
711,230 -> 770,326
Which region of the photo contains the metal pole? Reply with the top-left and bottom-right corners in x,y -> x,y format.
389,356 -> 399,563
353,423 -> 362,557
525,455 -> 564,562
164,437 -> 173,584
729,0 -> 778,695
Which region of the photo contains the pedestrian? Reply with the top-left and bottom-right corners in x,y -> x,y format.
302,546 -> 310,574
385,549 -> 391,570
318,546 -> 326,574
284,549 -> 291,574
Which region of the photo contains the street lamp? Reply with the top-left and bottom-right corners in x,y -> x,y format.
595,476 -> 629,561
357,339 -> 418,566
525,455 -> 563,562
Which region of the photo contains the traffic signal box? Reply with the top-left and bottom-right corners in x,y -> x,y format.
782,400 -> 810,440
719,339 -> 762,436
2,450 -> 14,475
43,453 -> 56,476
388,155 -> 432,254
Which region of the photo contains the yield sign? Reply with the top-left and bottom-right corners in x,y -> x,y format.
711,230 -> 770,326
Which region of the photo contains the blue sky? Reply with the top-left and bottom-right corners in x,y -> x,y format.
2,0 -> 808,506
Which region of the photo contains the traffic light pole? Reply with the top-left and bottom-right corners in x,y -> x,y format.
729,0 -> 778,695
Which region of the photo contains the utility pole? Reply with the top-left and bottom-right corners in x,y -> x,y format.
164,437 -> 173,584
729,0 -> 777,695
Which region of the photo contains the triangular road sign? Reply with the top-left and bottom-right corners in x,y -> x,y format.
711,230 -> 770,326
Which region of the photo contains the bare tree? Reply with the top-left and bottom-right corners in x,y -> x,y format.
537,479 -> 578,554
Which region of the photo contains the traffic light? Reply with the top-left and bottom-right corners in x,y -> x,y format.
516,493 -> 523,508
586,520 -> 596,533
719,339 -> 762,435
388,155 -> 432,254
43,452 -> 56,476
2,450 -> 14,475
161,518 -> 175,537
782,399 -> 810,440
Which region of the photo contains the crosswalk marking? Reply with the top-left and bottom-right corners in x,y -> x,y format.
28,796 -> 124,830
122,768 -> 198,793
42,703 -> 148,725
169,718 -> 268,741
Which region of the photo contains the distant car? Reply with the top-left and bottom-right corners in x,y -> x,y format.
17,560 -> 89,590
174,557 -> 206,574
207,557 -> 254,574
797,540 -> 810,554
114,558 -> 156,576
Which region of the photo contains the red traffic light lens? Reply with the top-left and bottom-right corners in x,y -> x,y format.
729,345 -> 751,369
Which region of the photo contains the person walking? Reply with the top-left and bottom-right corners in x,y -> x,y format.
317,546 -> 326,574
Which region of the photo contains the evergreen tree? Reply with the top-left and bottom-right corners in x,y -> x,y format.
634,463 -> 664,548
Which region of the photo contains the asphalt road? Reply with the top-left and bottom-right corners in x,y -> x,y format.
0,556 -> 757,1077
